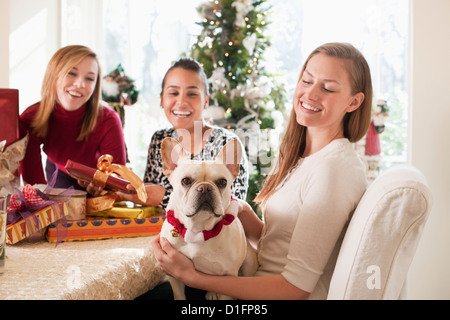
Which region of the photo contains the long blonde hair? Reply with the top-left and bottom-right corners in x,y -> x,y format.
32,45 -> 103,141
255,43 -> 373,204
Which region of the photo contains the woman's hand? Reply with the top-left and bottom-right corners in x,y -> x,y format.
77,180 -> 104,197
115,184 -> 142,203
236,198 -> 264,245
236,198 -> 254,217
116,183 -> 165,206
151,235 -> 196,282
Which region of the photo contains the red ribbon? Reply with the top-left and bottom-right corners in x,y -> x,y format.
6,171 -> 73,244
9,184 -> 50,212
166,210 -> 235,242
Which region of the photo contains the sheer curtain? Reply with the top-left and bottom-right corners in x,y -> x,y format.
266,0 -> 409,170
101,0 -> 202,177
62,0 -> 409,178
63,0 -> 203,177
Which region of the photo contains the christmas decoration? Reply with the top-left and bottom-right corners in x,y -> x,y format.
102,64 -> 139,163
102,64 -> 139,127
189,0 -> 288,213
355,100 -> 389,181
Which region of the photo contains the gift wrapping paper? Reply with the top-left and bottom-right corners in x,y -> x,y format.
6,202 -> 68,244
65,159 -> 130,191
47,188 -> 87,220
88,201 -> 161,219
0,89 -> 19,148
45,214 -> 165,242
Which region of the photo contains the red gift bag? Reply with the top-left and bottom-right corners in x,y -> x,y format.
0,89 -> 19,148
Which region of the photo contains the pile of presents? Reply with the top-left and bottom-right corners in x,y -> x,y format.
1,89 -> 164,245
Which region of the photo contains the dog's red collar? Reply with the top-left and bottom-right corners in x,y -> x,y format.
166,210 -> 235,242
166,197 -> 238,242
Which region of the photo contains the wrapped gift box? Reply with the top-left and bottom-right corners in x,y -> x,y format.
88,201 -> 161,219
65,159 -> 130,192
48,188 -> 87,220
0,89 -> 21,195
46,214 -> 165,243
0,89 -> 19,148
6,202 -> 68,244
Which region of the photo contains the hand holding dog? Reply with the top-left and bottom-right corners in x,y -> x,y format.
152,234 -> 196,283
236,198 -> 264,246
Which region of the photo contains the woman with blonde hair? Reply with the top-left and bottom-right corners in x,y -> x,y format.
20,45 -> 126,190
151,42 -> 373,300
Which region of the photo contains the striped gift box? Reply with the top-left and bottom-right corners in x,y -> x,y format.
6,202 -> 68,244
46,214 -> 165,242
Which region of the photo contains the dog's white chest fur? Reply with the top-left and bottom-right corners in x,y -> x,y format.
161,217 -> 248,276
159,137 -> 257,300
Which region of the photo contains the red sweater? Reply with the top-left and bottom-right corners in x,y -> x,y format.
19,102 -> 126,185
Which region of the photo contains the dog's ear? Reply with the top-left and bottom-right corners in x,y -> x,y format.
216,139 -> 242,178
161,138 -> 186,177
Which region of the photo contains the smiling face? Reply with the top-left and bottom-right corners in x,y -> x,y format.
161,67 -> 209,133
293,53 -> 364,138
56,56 -> 99,111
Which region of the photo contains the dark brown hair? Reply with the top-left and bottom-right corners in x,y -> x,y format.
161,58 -> 209,96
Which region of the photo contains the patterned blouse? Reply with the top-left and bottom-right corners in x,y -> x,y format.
143,126 -> 249,209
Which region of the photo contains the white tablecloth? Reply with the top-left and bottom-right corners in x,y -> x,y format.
0,236 -> 165,300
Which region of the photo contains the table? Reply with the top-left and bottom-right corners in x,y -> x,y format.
0,236 -> 165,300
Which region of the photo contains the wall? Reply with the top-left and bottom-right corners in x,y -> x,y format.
61,0 -> 103,51
407,0 -> 450,299
8,0 -> 60,112
0,0 -> 10,87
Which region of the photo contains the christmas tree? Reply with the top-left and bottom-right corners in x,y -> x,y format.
188,0 -> 288,213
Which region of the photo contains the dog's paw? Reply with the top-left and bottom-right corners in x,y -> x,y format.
206,291 -> 234,300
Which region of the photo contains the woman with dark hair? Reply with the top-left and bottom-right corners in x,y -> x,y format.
103,58 -> 248,209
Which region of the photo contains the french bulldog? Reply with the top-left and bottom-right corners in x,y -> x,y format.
159,137 -> 257,300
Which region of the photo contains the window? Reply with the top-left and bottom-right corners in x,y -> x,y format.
101,0 -> 202,177
265,0 -> 409,172
64,0 -> 409,179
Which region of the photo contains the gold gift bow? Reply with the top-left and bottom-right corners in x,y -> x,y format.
86,194 -> 117,213
0,134 -> 29,187
93,154 -> 147,203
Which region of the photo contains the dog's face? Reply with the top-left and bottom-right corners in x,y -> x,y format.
161,137 -> 242,231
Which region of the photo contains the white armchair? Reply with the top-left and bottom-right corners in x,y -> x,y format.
327,165 -> 433,299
